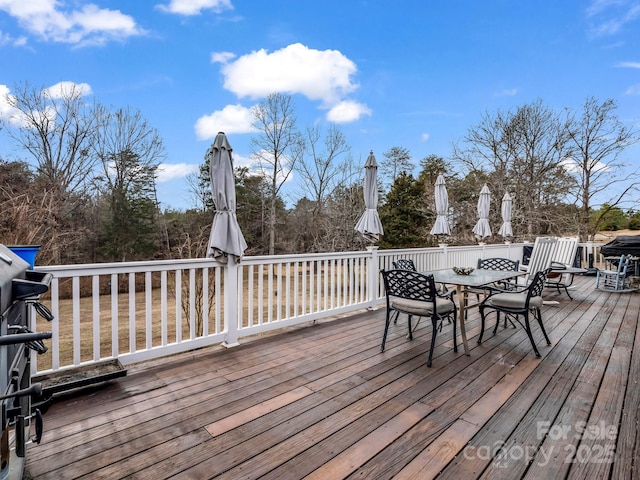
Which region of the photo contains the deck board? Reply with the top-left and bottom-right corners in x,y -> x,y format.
24,275 -> 640,479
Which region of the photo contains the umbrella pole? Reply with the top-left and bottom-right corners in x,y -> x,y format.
222,256 -> 240,348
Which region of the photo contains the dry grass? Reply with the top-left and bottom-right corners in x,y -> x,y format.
594,228 -> 640,242
33,264 -> 366,372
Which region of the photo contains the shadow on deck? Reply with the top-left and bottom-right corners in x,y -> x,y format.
25,275 -> 640,479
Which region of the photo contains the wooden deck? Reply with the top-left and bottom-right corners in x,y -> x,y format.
25,275 -> 640,479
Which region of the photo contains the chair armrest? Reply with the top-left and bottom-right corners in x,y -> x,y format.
486,284 -> 528,295
550,261 -> 568,270
437,289 -> 456,300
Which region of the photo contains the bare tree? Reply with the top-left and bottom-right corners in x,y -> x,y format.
453,100 -> 575,237
3,82 -> 99,262
293,124 -> 354,250
5,82 -> 98,195
565,97 -> 640,241
250,93 -> 303,255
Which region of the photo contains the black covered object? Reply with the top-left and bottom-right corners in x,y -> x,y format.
600,235 -> 640,257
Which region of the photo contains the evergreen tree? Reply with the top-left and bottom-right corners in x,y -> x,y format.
96,149 -> 159,261
379,172 -> 429,248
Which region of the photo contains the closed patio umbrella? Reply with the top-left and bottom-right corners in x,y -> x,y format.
472,184 -> 492,239
498,191 -> 513,238
206,132 -> 248,263
355,151 -> 384,243
430,174 -> 451,236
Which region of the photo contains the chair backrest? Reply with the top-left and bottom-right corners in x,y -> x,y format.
552,236 -> 579,267
526,237 -> 558,276
618,254 -> 631,275
392,259 -> 417,271
381,269 -> 437,303
528,268 -> 552,301
477,257 -> 519,272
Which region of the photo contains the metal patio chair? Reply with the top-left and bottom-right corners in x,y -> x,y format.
380,269 -> 457,367
478,268 -> 552,357
392,259 -> 417,271
468,257 -> 521,326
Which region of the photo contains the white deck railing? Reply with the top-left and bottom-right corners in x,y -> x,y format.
30,242 -> 605,375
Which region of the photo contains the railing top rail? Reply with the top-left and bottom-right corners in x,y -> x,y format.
37,257 -> 225,276
34,242 -> 608,277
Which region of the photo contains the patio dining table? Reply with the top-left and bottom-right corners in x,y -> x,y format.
422,268 -> 526,356
546,264 -> 588,300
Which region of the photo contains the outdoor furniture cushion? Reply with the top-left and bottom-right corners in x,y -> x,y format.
487,292 -> 542,309
390,296 -> 455,316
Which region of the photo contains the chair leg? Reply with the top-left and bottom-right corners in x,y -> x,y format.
452,311 -> 458,353
407,315 -> 413,340
478,305 -> 487,344
493,313 -> 501,335
381,312 -> 392,352
427,317 -> 437,367
533,308 -> 551,345
522,312 -> 541,357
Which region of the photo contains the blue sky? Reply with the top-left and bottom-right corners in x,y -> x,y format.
1,0 -> 639,211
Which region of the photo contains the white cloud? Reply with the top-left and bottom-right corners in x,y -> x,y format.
586,0 -> 640,36
43,81 -> 92,98
0,29 -> 26,46
494,88 -> 518,97
0,84 -> 20,125
156,163 -> 199,182
220,43 -> 359,106
586,0 -> 625,17
624,83 -> 640,95
0,0 -> 145,45
561,156 -> 610,173
211,51 -> 235,63
205,43 -> 370,128
0,82 -> 93,128
421,133 -> 430,142
194,104 -> 256,140
617,61 -> 640,68
156,0 -> 233,16
231,152 -> 254,169
326,100 -> 372,123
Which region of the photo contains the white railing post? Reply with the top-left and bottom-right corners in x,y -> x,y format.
366,246 -> 379,310
439,243 -> 448,269
222,256 -> 240,348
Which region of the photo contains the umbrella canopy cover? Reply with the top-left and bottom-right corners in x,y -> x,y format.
206,132 -> 248,262
498,191 -> 513,237
355,151 -> 384,243
472,184 -> 492,239
429,174 -> 451,236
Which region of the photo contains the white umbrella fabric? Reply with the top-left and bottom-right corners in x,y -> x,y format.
206,132 -> 248,263
429,174 -> 451,236
355,151 -> 384,243
498,191 -> 513,238
472,184 -> 492,239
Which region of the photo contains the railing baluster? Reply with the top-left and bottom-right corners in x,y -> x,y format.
72,276 -> 80,366
92,275 -> 100,362
175,269 -> 182,343
161,270 -> 168,345
111,273 -> 118,358
128,273 -> 136,353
